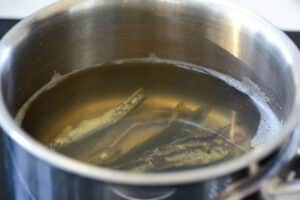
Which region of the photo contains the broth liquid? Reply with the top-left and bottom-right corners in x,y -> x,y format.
17,59 -> 280,172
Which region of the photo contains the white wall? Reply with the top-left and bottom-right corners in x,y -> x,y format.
230,0 -> 300,31
0,0 -> 57,18
1,0 -> 300,31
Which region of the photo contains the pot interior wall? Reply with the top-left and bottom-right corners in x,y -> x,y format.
0,0 -> 295,126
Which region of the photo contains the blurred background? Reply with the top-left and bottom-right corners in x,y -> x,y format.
1,0 -> 300,31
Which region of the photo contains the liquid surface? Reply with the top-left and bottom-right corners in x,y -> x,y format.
17,59 -> 280,172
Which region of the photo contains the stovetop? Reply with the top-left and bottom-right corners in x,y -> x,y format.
0,19 -> 300,200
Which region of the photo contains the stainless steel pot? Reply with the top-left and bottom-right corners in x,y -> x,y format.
1,0 -> 300,199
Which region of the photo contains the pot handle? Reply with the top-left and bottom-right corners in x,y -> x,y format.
260,150 -> 300,200
261,177 -> 300,200
218,128 -> 300,200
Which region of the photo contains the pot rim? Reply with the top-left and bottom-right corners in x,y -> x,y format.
0,0 -> 300,186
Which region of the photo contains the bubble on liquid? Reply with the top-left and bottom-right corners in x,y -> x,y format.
51,71 -> 63,82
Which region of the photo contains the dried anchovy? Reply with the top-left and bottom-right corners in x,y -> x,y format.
113,126 -> 234,172
49,88 -> 145,149
113,114 -> 252,173
92,104 -> 212,167
177,119 -> 248,153
89,101 -> 190,165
